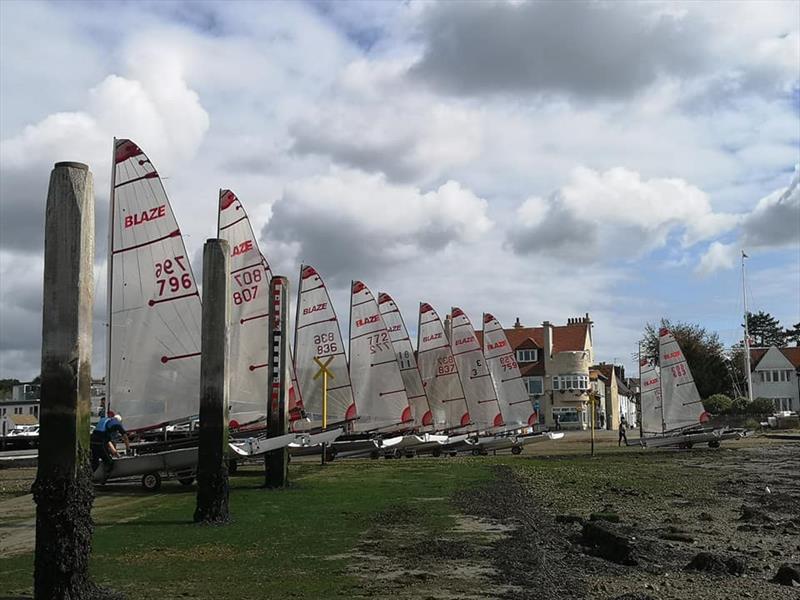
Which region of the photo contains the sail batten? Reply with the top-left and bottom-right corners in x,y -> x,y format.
108,139 -> 201,431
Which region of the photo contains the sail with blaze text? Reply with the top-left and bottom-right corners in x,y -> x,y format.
658,328 -> 710,431
482,313 -> 538,428
107,139 -> 201,430
378,292 -> 433,430
349,282 -> 412,431
294,265 -> 356,427
217,189 -> 273,426
639,357 -> 664,436
416,303 -> 470,431
450,308 -> 503,431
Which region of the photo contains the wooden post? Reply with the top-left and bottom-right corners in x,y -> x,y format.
33,162 -> 100,599
194,239 -> 231,524
265,275 -> 289,488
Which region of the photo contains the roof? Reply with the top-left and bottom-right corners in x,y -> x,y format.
750,346 -> 800,370
475,322 -> 590,354
589,369 -> 608,382
592,363 -> 616,383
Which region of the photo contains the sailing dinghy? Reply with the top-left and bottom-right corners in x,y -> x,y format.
416,303 -> 471,433
349,281 -> 413,433
294,265 -> 357,430
633,328 -> 742,448
217,190 -> 315,456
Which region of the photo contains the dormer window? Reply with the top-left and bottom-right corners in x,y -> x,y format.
516,349 -> 538,363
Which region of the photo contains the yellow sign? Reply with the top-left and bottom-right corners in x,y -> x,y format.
313,356 -> 335,428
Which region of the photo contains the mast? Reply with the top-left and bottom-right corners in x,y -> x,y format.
742,251 -> 754,402
638,340 -> 643,439
105,138 -> 117,412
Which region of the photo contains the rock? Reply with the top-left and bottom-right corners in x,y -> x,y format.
555,514 -> 585,524
590,512 -> 621,523
581,522 -> 637,566
772,564 -> 800,586
697,511 -> 714,522
686,552 -> 747,576
740,505 -> 772,523
611,594 -> 654,600
660,532 -> 695,543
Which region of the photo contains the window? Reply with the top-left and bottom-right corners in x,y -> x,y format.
552,407 -> 580,423
773,398 -> 792,411
516,349 -> 538,363
524,376 -> 543,396
29,407 -> 35,415
553,374 -> 589,391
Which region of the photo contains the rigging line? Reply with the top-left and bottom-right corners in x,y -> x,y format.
350,328 -> 386,341
351,298 -> 375,308
296,317 -> 337,330
300,284 -> 325,293
220,215 -> 247,231
114,170 -> 159,188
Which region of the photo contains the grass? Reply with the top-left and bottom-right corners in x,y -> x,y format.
0,459 -> 490,599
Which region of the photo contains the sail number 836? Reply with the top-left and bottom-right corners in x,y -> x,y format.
314,332 -> 338,355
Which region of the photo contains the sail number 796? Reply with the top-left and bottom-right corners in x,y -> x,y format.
155,256 -> 192,296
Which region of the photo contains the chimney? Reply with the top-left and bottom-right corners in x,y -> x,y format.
513,317 -> 522,329
443,313 -> 452,342
542,320 -> 553,361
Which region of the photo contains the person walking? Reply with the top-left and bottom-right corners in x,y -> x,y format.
618,417 -> 628,446
554,413 -> 561,431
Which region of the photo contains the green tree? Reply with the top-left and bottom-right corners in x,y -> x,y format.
730,396 -> 749,415
748,397 -> 775,415
784,322 -> 800,347
0,378 -> 20,400
703,394 -> 732,414
643,320 -> 732,399
745,311 -> 785,347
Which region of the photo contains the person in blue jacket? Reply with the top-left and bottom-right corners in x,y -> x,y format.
90,413 -> 130,482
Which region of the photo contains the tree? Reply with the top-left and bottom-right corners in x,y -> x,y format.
748,397 -> 776,415
785,322 -> 800,347
745,311 -> 785,347
0,378 -> 20,400
703,394 -> 732,414
643,320 -> 732,399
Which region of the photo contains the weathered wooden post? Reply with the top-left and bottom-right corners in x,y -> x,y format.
265,275 -> 289,488
194,239 -> 231,524
33,162 -> 98,598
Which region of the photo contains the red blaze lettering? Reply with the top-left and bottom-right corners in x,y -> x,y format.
232,240 -> 254,256
355,314 -> 379,327
387,325 -> 401,333
662,351 -> 681,360
455,335 -> 474,346
423,333 -> 442,343
124,205 -> 166,228
303,303 -> 327,316
487,340 -> 506,350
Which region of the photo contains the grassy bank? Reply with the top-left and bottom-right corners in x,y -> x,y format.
0,459 -> 490,599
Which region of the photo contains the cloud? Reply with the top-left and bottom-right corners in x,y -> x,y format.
696,166 -> 800,274
507,166 -> 739,260
289,59 -> 483,182
261,168 -> 492,285
410,2 -> 707,99
409,1 -> 799,102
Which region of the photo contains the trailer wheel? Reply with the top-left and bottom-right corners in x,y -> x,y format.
708,440 -> 720,449
511,446 -> 522,455
228,459 -> 238,474
448,451 -> 457,457
471,448 -> 481,456
141,472 -> 162,492
325,447 -> 337,462
431,448 -> 442,458
370,450 -> 380,460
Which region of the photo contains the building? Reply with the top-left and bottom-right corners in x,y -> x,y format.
1,378 -> 106,435
476,314 -> 594,430
591,363 -> 638,430
750,346 -> 800,412
589,369 -> 608,429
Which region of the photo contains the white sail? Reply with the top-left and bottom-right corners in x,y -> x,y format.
639,357 -> 663,435
217,189 -> 272,426
658,328 -> 709,431
482,313 -> 537,428
378,292 -> 433,430
349,281 -> 412,431
294,265 -> 356,426
450,308 -> 503,431
416,303 -> 470,431
108,139 -> 201,430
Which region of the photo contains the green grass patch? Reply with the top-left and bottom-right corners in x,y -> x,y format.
0,459 -> 490,599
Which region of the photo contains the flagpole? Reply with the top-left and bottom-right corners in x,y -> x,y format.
742,251 -> 754,403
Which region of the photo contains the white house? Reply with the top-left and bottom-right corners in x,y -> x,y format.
750,347 -> 800,412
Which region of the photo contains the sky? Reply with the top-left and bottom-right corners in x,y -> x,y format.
0,0 -> 798,381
